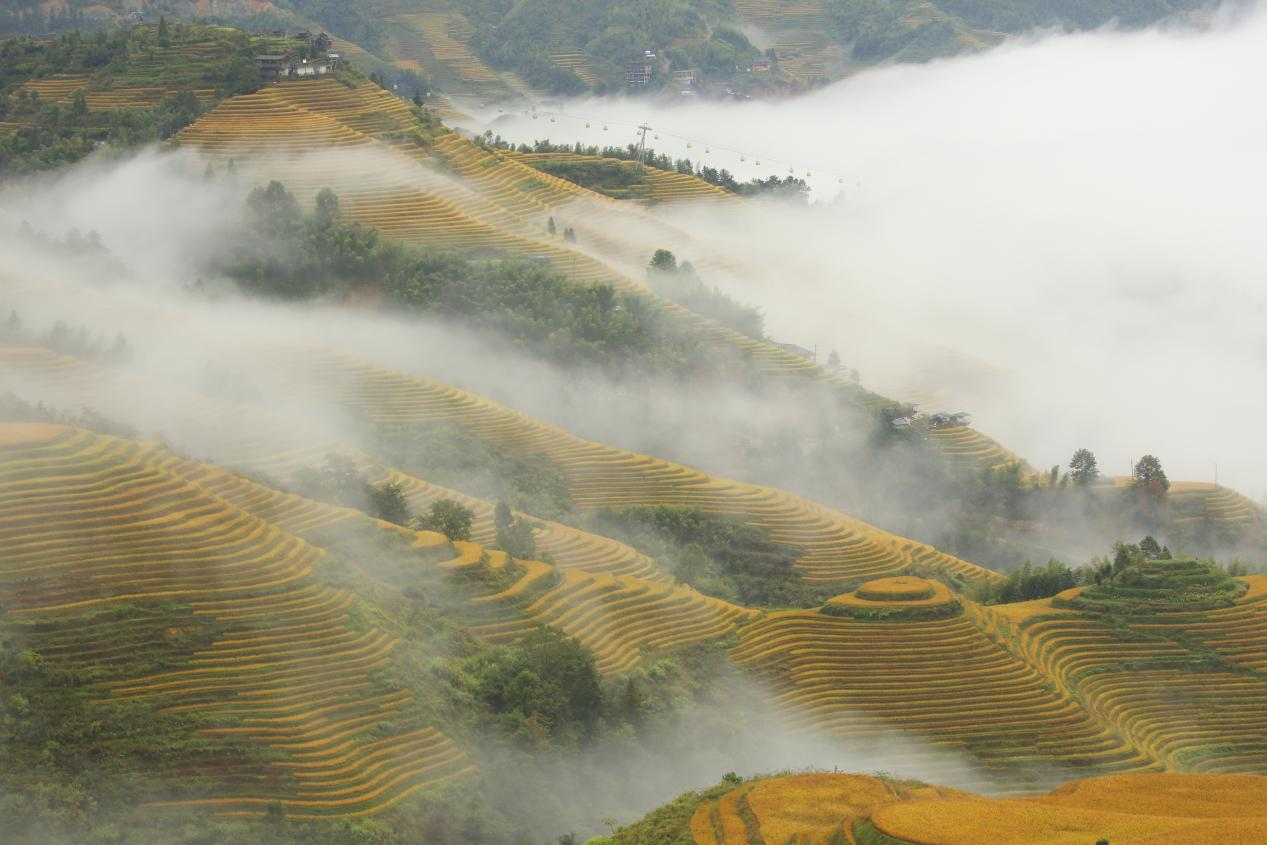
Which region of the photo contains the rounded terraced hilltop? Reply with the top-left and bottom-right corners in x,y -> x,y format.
823,575 -> 961,619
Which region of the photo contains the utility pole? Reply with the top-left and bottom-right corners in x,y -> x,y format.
635,122 -> 652,170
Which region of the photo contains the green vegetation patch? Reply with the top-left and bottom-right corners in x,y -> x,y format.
586,504 -> 830,608
222,182 -> 737,379
372,421 -> 574,522
1059,557 -> 1247,615
819,598 -> 963,621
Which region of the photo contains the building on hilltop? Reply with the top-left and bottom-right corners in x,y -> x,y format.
255,54 -> 291,80
290,55 -> 337,77
255,48 -> 339,80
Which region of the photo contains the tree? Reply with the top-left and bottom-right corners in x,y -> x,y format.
292,454 -> 365,507
1069,448 -> 1100,486
494,500 -> 537,559
649,248 -> 677,273
2,309 -> 22,341
1139,535 -> 1163,560
314,187 -> 341,226
1132,454 -> 1170,525
70,89 -> 86,116
246,180 -> 301,236
827,348 -> 841,369
494,500 -> 513,532
563,226 -> 576,243
157,16 -> 171,49
617,676 -> 646,725
419,498 -> 474,541
676,542 -> 706,585
1132,455 -> 1169,491
368,482 -> 410,526
546,216 -> 556,235
412,89 -> 424,107
1112,542 -> 1143,576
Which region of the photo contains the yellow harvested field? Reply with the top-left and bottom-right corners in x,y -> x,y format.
872,773 -> 1267,844
690,771 -> 1267,845
824,577 -> 955,612
745,773 -> 921,843
854,576 -> 938,601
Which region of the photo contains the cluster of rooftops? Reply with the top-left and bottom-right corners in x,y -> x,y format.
254,31 -> 339,80
892,409 -> 972,430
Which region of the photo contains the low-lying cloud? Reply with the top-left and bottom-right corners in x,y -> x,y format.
472,2 -> 1267,496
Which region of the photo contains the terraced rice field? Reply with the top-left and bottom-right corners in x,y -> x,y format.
16,29 -> 282,117
404,11 -> 499,84
733,0 -> 842,82
984,585 -> 1267,774
0,346 -> 670,585
927,423 -> 1016,468
21,74 -> 89,101
241,348 -> 996,587
18,75 -> 209,113
1169,481 -> 1266,530
470,566 -> 757,674
732,599 -> 1147,787
548,53 -> 601,86
0,424 -> 474,818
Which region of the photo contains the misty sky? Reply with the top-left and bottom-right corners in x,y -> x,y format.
469,3 -> 1267,496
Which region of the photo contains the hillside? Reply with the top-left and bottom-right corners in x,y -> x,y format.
1,0 -> 1215,99
612,770 -> 1267,844
163,76 -> 1267,566
3,21 -> 1267,845
8,338 -> 1267,799
0,341 -> 994,591
165,76 -> 1017,461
